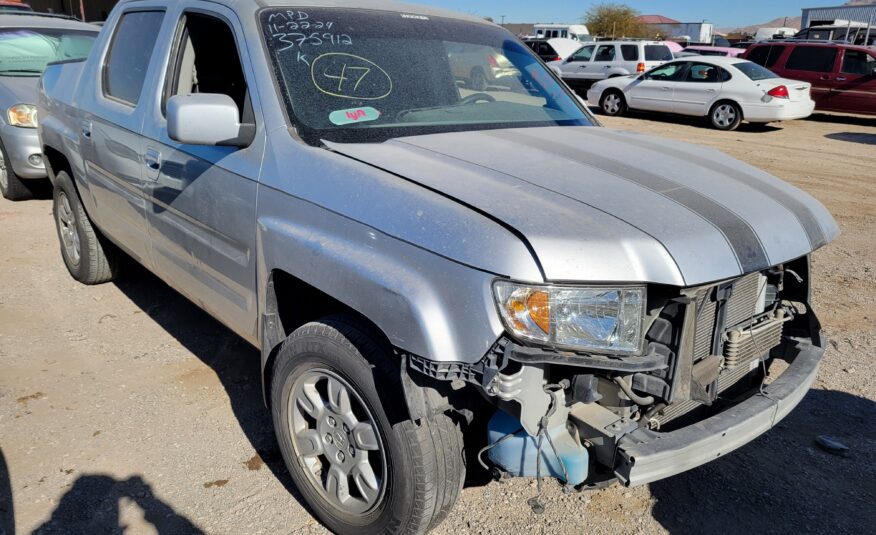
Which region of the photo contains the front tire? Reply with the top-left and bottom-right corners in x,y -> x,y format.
0,140 -> 34,201
52,170 -> 119,284
600,89 -> 627,116
710,101 -> 742,131
271,316 -> 465,534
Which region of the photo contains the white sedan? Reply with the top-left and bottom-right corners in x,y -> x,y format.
586,56 -> 815,130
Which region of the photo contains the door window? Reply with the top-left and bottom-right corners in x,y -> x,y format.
840,50 -> 876,76
569,45 -> 594,62
643,62 -> 686,81
785,46 -> 837,72
103,10 -> 165,105
593,45 -> 616,62
621,45 -> 638,61
684,63 -> 720,83
746,45 -> 785,68
163,12 -> 250,121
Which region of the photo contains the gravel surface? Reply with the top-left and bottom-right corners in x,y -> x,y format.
1,111 -> 874,534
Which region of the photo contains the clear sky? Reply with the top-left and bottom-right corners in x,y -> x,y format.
413,1 -> 813,29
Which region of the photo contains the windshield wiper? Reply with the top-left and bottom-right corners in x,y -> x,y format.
0,69 -> 43,75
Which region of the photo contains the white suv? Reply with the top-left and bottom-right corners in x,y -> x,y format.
550,40 -> 674,88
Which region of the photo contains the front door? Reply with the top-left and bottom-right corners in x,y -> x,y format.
627,62 -> 687,112
140,2 -> 263,343
830,48 -> 876,113
81,8 -> 167,267
558,45 -> 595,81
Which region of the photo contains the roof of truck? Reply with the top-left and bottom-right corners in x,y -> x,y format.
117,0 -> 491,26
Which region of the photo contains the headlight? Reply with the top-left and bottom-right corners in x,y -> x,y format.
7,104 -> 38,128
493,281 -> 645,354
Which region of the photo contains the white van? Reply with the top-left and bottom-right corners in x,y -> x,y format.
534,23 -> 590,41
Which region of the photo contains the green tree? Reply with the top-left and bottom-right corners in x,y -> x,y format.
584,3 -> 647,38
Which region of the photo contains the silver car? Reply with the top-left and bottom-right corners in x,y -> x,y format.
39,1 -> 839,533
0,13 -> 98,200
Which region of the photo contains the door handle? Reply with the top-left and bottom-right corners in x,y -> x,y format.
819,75 -> 832,81
836,76 -> 847,81
81,121 -> 92,140
706,88 -> 717,92
144,148 -> 162,171
662,87 -> 671,91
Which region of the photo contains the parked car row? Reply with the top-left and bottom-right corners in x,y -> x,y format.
29,1 -> 841,534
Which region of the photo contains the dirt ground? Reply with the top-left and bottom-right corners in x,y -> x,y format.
1,110 -> 875,535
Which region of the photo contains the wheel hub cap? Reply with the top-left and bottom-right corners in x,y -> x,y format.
0,152 -> 7,190
289,369 -> 386,515
715,105 -> 736,127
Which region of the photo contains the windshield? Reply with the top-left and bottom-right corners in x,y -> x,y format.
260,8 -> 593,144
733,61 -> 779,81
0,27 -> 97,76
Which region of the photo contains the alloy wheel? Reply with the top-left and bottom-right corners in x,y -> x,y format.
713,104 -> 738,128
603,93 -> 621,114
0,151 -> 7,191
57,191 -> 81,266
289,369 -> 386,515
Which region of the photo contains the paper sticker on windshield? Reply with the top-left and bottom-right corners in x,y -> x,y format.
329,107 -> 381,126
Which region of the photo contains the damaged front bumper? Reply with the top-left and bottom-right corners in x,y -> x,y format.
613,338 -> 824,486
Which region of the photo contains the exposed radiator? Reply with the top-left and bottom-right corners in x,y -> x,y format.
653,357 -> 762,426
724,272 -> 765,328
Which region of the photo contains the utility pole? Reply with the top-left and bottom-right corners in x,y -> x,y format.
500,15 -> 506,27
79,0 -> 85,21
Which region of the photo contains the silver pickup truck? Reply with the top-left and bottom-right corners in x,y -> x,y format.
38,1 -> 839,533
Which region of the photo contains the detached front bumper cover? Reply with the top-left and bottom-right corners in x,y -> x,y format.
614,338 -> 824,486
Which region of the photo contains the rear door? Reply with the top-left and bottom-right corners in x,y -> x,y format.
80,7 -> 168,267
140,1 -> 264,343
558,44 -> 595,81
588,44 -> 617,80
830,48 -> 876,114
627,61 -> 687,112
780,45 -> 841,108
673,62 -> 725,116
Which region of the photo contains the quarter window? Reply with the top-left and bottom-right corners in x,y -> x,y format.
785,46 -> 837,73
103,10 -> 165,105
621,45 -> 638,61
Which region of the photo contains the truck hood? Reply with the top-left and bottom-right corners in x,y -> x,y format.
326,127 -> 838,286
0,75 -> 40,109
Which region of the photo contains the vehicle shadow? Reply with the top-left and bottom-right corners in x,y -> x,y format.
649,389 -> 876,534
32,474 -> 203,534
109,262 -> 308,507
806,112 -> 876,128
824,132 -> 876,145
586,106 -> 783,132
0,448 -> 13,535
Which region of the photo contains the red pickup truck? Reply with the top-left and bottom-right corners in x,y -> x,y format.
743,42 -> 876,116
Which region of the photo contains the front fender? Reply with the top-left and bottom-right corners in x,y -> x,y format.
256,189 -> 505,367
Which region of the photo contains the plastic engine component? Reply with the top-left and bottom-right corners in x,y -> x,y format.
487,409 -> 589,486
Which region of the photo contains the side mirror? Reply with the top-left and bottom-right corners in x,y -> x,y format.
167,93 -> 254,147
